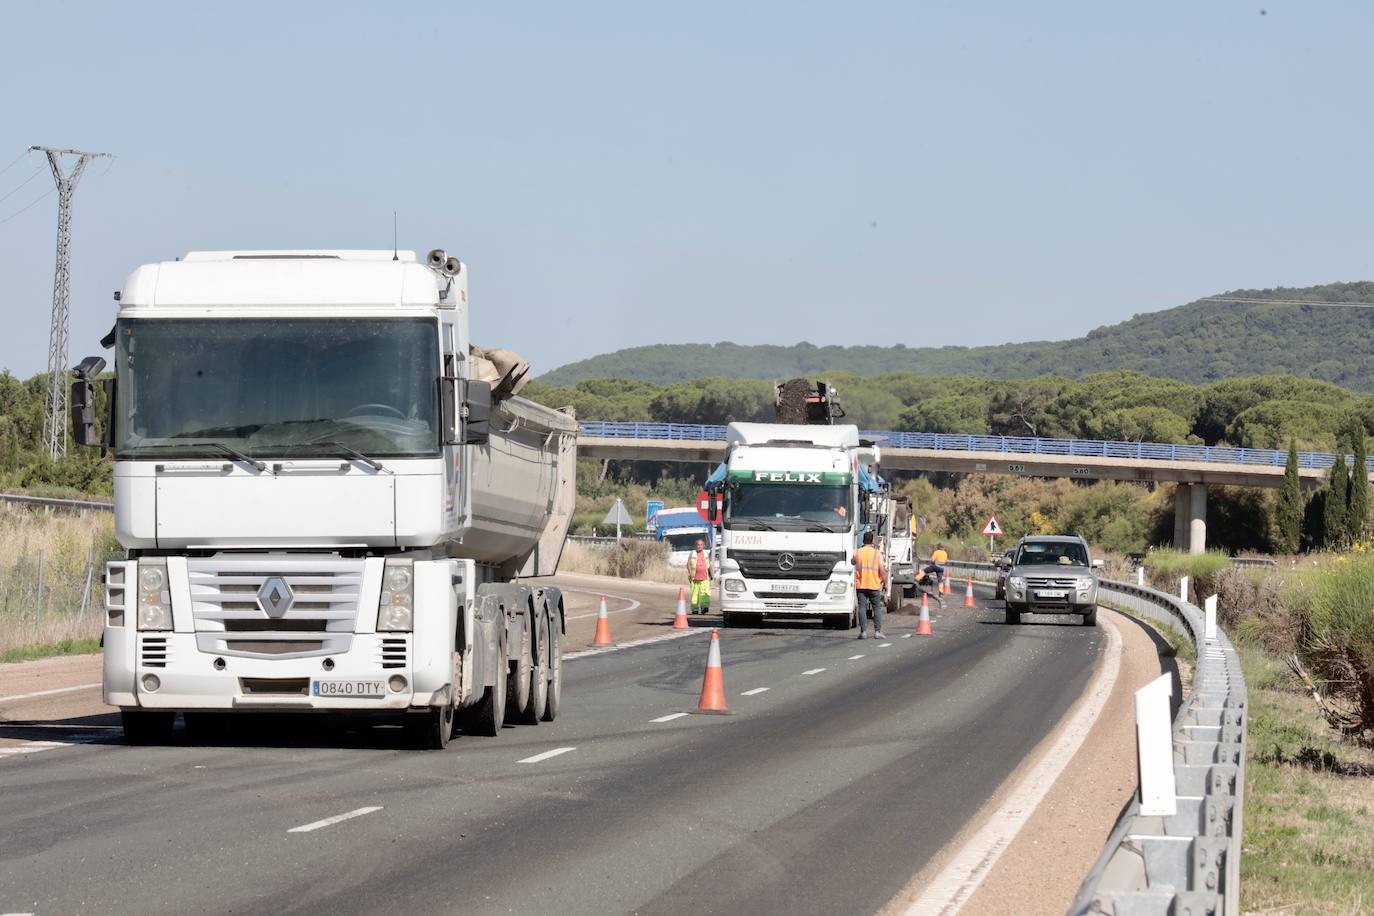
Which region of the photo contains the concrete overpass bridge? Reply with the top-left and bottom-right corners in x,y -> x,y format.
576,421 -> 1367,554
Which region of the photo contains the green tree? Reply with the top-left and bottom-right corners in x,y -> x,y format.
1324,453 -> 1349,548
1349,425 -> 1370,543
1273,438 -> 1303,554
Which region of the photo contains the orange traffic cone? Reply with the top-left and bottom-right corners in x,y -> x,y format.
916,596 -> 934,636
942,577 -> 951,596
592,594 -> 614,646
673,586 -> 690,630
964,577 -> 976,607
696,629 -> 728,713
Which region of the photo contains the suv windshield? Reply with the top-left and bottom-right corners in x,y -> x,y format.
727,482 -> 850,531
115,318 -> 440,458
1016,541 -> 1089,567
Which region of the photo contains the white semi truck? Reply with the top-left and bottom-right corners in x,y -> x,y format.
709,423 -> 884,628
72,248 -> 577,749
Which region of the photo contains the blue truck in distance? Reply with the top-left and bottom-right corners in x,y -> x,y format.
652,507 -> 715,567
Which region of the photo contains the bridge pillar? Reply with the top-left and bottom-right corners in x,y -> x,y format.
1188,483 -> 1208,555
1173,484 -> 1190,550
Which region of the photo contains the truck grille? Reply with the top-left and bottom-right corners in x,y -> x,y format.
140,635 -> 168,668
380,637 -> 407,669
1025,576 -> 1080,589
731,550 -> 844,581
188,556 -> 367,659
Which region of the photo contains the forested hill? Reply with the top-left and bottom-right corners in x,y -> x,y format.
540,282 -> 1374,390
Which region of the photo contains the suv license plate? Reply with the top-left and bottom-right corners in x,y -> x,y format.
312,679 -> 385,698
1035,590 -> 1067,599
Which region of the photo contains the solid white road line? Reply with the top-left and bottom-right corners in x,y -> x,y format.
848,654 -> 865,660
901,617 -> 1124,916
564,628 -> 698,660
561,588 -> 643,620
650,712 -> 690,723
518,746 -> 577,764
740,687 -> 770,696
287,806 -> 383,834
800,668 -> 826,676
0,682 -> 101,705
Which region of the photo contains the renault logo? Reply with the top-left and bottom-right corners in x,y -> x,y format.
778,553 -> 796,572
257,577 -> 294,618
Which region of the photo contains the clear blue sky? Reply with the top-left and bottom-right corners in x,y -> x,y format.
2,1 -> 1370,380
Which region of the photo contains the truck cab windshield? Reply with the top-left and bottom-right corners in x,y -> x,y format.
114,318 -> 440,458
726,483 -> 850,531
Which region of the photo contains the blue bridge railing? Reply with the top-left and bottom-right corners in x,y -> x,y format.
576,420 -> 1364,472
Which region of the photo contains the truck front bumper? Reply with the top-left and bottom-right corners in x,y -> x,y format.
719,578 -> 852,617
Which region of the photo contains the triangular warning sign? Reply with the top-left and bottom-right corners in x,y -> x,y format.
981,515 -> 1004,537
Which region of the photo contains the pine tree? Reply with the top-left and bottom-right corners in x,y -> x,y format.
1275,437 -> 1303,554
1324,452 -> 1349,548
1348,425 -> 1369,544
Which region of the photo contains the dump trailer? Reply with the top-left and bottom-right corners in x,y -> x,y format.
74,248 -> 577,749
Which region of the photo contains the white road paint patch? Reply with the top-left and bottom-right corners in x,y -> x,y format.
0,682 -> 101,705
651,712 -> 689,723
848,654 -> 865,660
518,746 -> 577,764
0,736 -> 104,760
740,687 -> 770,696
901,634 -> 913,639
801,668 -> 826,676
561,588 -> 643,619
287,806 -> 383,834
901,617 -> 1124,916
564,628 -> 697,659
878,642 -> 893,648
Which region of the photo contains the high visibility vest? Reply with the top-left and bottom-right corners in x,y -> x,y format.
854,545 -> 883,591
689,550 -> 711,581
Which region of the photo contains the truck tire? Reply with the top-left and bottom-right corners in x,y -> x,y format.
1005,606 -> 1020,626
826,612 -> 853,630
1082,606 -> 1098,627
542,612 -> 562,722
408,704 -> 454,750
505,613 -> 533,725
122,709 -> 174,746
519,613 -> 550,724
886,590 -> 903,616
464,637 -> 507,737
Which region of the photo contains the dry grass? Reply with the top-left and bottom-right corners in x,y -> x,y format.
0,505 -> 120,656
558,540 -> 684,586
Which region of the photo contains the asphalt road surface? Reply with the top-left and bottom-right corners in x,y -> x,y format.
0,577 -> 1104,916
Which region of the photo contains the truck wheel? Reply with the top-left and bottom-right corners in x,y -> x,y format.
541,614 -> 562,722
721,611 -> 738,628
886,590 -> 903,616
1082,606 -> 1098,627
465,642 -> 507,737
826,613 -> 852,630
506,616 -> 533,725
1005,607 -> 1020,626
408,704 -> 454,750
122,710 -> 174,746
519,614 -> 550,724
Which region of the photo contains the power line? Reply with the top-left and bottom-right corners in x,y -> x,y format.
1201,295 -> 1374,309
0,150 -> 28,179
29,145 -> 114,460
0,167 -> 43,205
0,188 -> 54,226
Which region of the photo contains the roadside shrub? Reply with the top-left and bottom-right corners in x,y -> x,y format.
1214,565 -> 1301,654
1146,548 -> 1231,599
1301,551 -> 1374,740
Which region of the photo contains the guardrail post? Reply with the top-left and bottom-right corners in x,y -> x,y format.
1179,575 -> 1189,603
1136,566 -> 1145,588
1136,673 -> 1178,816
1204,595 -> 1218,640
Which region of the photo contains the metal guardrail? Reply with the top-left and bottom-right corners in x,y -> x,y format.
578,420 -> 1361,472
0,492 -> 113,512
944,559 -> 1246,916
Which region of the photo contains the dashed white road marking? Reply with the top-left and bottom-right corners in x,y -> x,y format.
901,634 -> 913,639
801,668 -> 826,676
740,687 -> 769,696
901,617 -> 1124,916
878,642 -> 893,648
287,806 -> 383,834
650,712 -> 689,723
518,746 -> 577,764
848,654 -> 865,660
562,588 -> 643,620
0,682 -> 101,705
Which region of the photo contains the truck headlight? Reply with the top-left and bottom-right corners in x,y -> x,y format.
136,559 -> 172,631
723,578 -> 746,594
1009,576 -> 1026,590
825,580 -> 848,595
378,560 -> 414,631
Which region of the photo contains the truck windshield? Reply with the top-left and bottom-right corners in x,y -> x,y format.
664,532 -> 707,551
114,318 -> 440,458
727,483 -> 850,531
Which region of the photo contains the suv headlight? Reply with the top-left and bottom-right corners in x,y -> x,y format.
136,559 -> 172,631
723,578 -> 746,594
1075,577 -> 1094,590
377,559 -> 415,631
1009,576 -> 1026,590
825,580 -> 848,595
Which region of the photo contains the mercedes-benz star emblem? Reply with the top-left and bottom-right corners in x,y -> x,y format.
778,553 -> 796,572
257,576 -> 295,618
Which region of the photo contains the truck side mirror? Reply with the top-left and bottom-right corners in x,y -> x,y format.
70,356 -> 106,448
462,379 -> 492,445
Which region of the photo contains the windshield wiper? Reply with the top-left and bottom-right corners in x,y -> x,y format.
183,442 -> 266,473
319,441 -> 386,472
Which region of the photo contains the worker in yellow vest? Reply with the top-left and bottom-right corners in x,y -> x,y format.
851,530 -> 888,639
687,538 -> 713,614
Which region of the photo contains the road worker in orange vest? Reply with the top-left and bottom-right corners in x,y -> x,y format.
851,530 -> 888,639
687,538 -> 713,614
